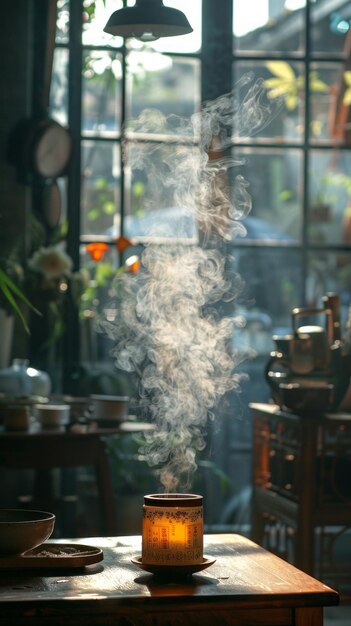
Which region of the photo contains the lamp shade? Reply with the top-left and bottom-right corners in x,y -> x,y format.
103,0 -> 193,42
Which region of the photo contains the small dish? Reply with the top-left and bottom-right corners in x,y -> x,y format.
131,556 -> 216,576
0,543 -> 103,569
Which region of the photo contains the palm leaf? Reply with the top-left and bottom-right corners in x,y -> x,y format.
0,268 -> 41,333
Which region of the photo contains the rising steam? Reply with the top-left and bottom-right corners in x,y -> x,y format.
100,74 -> 280,491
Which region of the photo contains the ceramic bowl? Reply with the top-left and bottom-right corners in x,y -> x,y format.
279,380 -> 334,414
90,394 -> 129,423
34,404 -> 70,429
0,509 -> 55,556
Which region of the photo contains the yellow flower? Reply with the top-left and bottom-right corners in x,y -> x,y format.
28,245 -> 73,279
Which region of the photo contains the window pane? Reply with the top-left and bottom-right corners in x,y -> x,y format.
309,149 -> 351,245
234,148 -> 302,242
233,61 -> 305,143
81,140 -> 121,237
150,0 -> 202,54
83,0 -> 124,48
56,0 -> 69,44
233,0 -> 306,55
309,62 -> 347,144
82,50 -> 123,136
126,52 -> 201,124
79,243 -> 120,362
123,141 -> 200,239
311,0 -> 351,57
307,252 -> 351,322
234,247 -> 302,331
50,47 -> 69,126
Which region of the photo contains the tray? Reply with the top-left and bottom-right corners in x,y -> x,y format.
0,543 -> 103,569
131,556 -> 216,576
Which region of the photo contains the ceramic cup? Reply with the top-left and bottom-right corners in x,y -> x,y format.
35,404 -> 70,429
90,395 -> 129,422
4,405 -> 31,431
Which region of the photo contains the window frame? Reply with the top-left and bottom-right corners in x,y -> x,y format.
58,0 -> 351,388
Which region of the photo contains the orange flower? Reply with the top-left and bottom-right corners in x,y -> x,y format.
86,242 -> 109,262
116,236 -> 133,253
125,255 -> 140,274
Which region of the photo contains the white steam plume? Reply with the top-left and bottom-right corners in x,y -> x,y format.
99,75 -> 281,491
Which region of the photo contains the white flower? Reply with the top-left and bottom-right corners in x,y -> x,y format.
28,245 -> 73,279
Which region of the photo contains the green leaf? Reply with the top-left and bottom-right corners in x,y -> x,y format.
94,177 -> 108,190
0,281 -> 30,333
279,189 -> 293,201
310,120 -> 323,137
103,201 -> 116,215
263,77 -> 286,88
266,84 -> 294,99
286,94 -> 298,110
132,181 -> 145,198
266,61 -> 296,80
309,72 -> 328,93
0,269 -> 41,333
87,208 -> 100,221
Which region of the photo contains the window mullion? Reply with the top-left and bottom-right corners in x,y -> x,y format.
63,0 -> 83,392
301,0 -> 312,306
201,0 -> 233,103
68,0 -> 83,269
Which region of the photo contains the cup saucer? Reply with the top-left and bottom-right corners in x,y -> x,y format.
131,556 -> 216,576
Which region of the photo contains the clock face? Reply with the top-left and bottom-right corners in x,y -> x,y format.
34,121 -> 72,178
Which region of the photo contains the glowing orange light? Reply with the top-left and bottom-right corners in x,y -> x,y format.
86,242 -> 109,262
125,255 -> 140,274
116,236 -> 133,253
142,494 -> 203,566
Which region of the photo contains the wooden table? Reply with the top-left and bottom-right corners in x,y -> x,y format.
250,402 -> 351,592
0,421 -> 153,536
0,534 -> 339,625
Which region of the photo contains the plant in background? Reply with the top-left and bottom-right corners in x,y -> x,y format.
80,258 -> 117,321
263,61 -> 328,136
25,244 -> 87,344
27,244 -> 73,295
342,71 -> 351,106
81,238 -> 141,322
0,255 -> 40,334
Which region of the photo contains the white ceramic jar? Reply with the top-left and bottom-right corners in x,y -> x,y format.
0,359 -> 51,398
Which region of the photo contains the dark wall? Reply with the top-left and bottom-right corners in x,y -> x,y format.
0,0 -> 31,256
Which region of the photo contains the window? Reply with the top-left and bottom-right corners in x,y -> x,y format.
50,0 -> 351,526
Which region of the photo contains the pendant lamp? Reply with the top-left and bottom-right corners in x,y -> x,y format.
103,0 -> 193,42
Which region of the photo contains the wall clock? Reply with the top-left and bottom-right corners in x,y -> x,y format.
31,119 -> 72,179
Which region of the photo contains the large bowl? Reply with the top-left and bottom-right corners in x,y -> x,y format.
0,509 -> 55,556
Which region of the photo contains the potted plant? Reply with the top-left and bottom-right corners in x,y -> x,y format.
0,257 -> 42,368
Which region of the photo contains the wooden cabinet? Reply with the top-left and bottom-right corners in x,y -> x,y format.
250,403 -> 351,595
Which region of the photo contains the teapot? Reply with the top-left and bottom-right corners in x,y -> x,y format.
265,298 -> 350,410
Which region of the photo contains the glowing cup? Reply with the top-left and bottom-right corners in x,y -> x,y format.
142,493 -> 203,566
